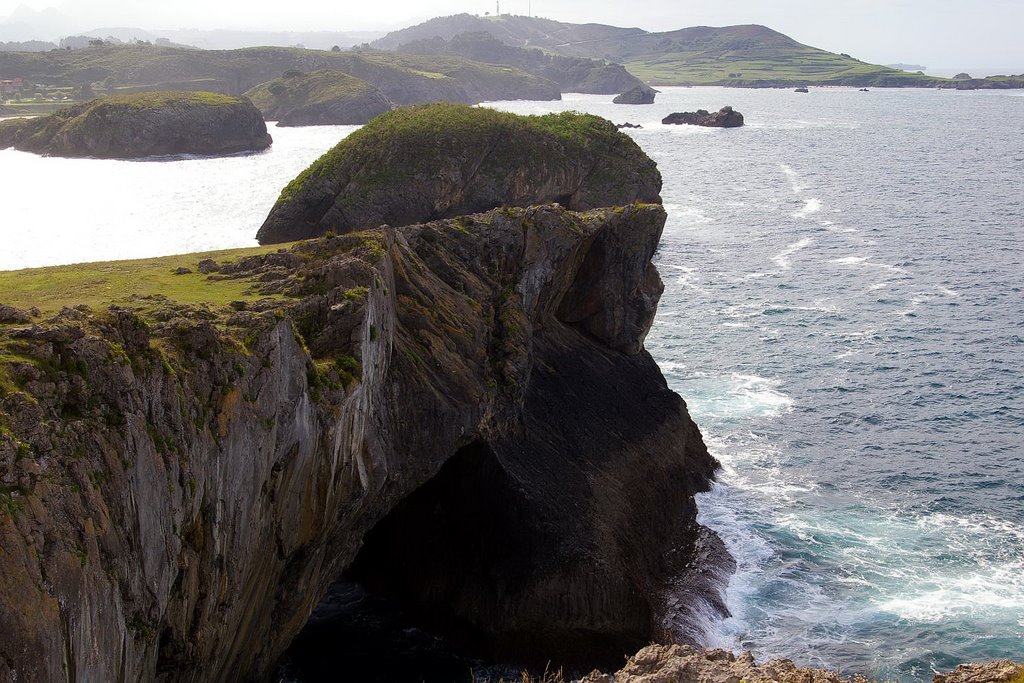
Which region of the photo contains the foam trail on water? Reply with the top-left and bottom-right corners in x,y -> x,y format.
772,237 -> 814,270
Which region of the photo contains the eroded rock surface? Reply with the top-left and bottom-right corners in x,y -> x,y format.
0,91 -> 272,158
256,103 -> 662,244
0,203 -> 719,681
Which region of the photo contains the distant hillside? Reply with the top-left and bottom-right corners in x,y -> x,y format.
373,14 -> 948,87
393,31 -> 642,94
0,44 -> 561,104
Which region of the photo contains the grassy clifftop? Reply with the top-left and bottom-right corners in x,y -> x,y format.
0,244 -> 292,316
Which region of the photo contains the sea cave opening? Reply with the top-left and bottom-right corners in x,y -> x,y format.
276,440 -> 544,683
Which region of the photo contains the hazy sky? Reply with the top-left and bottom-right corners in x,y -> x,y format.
2,0 -> 1023,70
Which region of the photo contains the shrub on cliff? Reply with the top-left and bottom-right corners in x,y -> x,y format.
257,102 -> 661,244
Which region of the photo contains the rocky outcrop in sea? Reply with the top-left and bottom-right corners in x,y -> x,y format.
0,91 -> 272,158
256,103 -> 662,244
613,85 -> 657,104
662,106 -> 745,127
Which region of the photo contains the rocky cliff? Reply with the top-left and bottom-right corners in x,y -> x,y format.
0,91 -> 272,158
245,70 -> 394,126
0,199 -> 721,681
257,103 -> 662,245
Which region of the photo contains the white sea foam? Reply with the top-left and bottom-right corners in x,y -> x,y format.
831,256 -> 907,273
772,237 -> 814,270
792,198 -> 823,218
779,163 -> 809,193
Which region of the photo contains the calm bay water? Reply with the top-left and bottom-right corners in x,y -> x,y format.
3,88 -> 1023,680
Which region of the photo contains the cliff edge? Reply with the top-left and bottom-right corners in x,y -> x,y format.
0,91 -> 272,158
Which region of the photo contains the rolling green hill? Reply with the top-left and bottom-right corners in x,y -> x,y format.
373,15 -> 948,88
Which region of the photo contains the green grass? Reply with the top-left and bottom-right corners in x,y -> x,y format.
0,244 -> 293,316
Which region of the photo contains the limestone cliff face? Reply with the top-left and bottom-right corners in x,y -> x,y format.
257,103 -> 662,245
0,91 -> 272,158
0,203 -> 718,681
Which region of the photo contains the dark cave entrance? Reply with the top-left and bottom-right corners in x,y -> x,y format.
276,441 -> 540,683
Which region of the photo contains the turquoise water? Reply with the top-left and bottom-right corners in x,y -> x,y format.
493,88 -> 1024,680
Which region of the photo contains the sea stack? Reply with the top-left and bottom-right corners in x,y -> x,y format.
613,84 -> 657,104
0,91 -> 272,158
256,102 -> 663,244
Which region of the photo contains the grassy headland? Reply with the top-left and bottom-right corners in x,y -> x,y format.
0,244 -> 290,315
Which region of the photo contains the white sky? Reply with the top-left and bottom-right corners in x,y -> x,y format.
2,0 -> 1023,70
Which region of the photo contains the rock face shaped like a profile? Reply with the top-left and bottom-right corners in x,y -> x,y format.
245,70 -> 394,126
0,202 -> 721,682
662,105 -> 744,127
613,84 -> 657,104
256,103 -> 662,244
0,91 -> 272,158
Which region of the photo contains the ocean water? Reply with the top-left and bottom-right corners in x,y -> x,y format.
492,89 -> 1024,680
3,88 -> 1023,680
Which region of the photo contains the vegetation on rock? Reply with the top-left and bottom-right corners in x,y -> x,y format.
258,102 -> 661,244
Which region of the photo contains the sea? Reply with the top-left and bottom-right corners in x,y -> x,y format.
2,87 -> 1022,681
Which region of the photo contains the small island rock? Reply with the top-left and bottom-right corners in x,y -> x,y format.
613,84 -> 657,104
245,70 -> 395,126
662,106 -> 744,127
257,102 -> 662,244
0,91 -> 272,159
